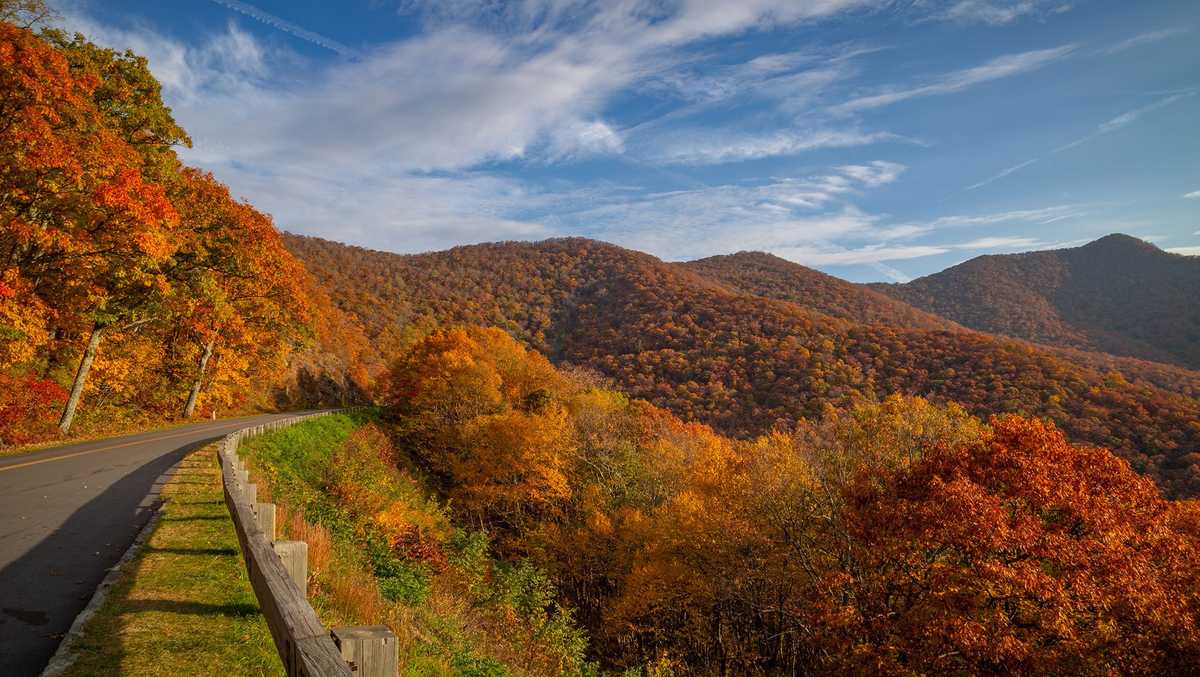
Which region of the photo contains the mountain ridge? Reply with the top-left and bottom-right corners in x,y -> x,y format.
871,233 -> 1200,369
285,232 -> 1200,497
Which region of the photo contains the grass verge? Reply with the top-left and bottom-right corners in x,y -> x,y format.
59,443 -> 281,676
240,413 -> 600,676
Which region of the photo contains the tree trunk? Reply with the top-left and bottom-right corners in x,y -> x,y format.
182,337 -> 216,418
58,323 -> 105,435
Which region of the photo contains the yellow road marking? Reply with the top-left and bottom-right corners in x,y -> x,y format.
0,420 -> 266,474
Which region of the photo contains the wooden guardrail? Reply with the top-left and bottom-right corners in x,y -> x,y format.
219,413 -> 397,677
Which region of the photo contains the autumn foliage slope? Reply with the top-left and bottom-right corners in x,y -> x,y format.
872,234 -> 1200,370
376,325 -> 1200,675
285,235 -> 1200,497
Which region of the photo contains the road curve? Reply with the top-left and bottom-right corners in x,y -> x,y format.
0,413 -> 305,676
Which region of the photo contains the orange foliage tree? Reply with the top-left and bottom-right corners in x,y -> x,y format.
0,21 -> 338,442
167,168 -> 311,418
0,22 -> 179,433
383,329 -> 1200,675
383,326 -> 574,537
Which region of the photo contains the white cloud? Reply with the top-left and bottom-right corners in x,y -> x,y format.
1166,246 -> 1200,256
56,13 -> 272,98
774,242 -> 948,266
766,234 -> 1042,267
65,1 -> 880,176
1183,191 -> 1200,199
947,235 -> 1042,249
648,128 -> 899,164
830,45 -> 1075,114
1104,28 -> 1189,55
53,0 -> 1111,276
543,120 -> 625,161
646,46 -> 864,106
921,204 -> 1087,227
838,160 -> 906,186
933,0 -> 1071,25
235,169 -> 556,254
62,1 -> 918,256
544,164 -> 907,259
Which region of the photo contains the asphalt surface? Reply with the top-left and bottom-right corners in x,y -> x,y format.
0,414 -> 301,676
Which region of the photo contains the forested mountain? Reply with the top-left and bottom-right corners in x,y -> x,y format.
683,251 -> 961,331
285,234 -> 1200,497
872,234 -> 1200,369
682,248 -> 1200,398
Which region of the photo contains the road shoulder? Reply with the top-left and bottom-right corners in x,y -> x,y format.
49,443 -> 281,676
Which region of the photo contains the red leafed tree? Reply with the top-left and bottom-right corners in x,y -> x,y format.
830,416 -> 1200,674
0,372 -> 66,445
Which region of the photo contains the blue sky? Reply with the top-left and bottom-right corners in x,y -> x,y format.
54,0 -> 1200,281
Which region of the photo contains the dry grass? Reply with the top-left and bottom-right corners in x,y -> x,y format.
280,507 -> 334,578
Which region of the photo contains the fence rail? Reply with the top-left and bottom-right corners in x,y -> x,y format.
218,412 -> 396,677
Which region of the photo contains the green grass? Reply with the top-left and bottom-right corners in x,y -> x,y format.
61,443 -> 281,676
239,413 -> 604,677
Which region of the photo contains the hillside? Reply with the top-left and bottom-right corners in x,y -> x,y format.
872,234 -> 1200,369
681,249 -> 1200,399
285,234 -> 1200,497
683,251 -> 962,331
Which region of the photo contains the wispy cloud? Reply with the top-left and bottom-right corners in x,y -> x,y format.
1166,246 -> 1200,256
932,0 -> 1072,25
65,1 -> 896,254
647,128 -> 900,165
1104,27 -> 1189,55
839,161 -> 907,186
207,0 -> 359,58
762,234 -> 1044,269
967,92 -> 1196,189
1183,191 -> 1200,199
923,204 -> 1088,227
61,0 -> 1188,279
541,164 -> 908,259
829,45 -> 1075,114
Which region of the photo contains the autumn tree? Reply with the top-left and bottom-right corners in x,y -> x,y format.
41,27 -> 190,183
166,169 -> 311,418
825,416 -> 1200,674
0,23 -> 179,433
384,326 -> 576,536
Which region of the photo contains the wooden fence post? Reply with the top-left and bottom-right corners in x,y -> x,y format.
255,503 -> 276,541
331,626 -> 398,677
244,483 -> 257,506
273,540 -> 308,595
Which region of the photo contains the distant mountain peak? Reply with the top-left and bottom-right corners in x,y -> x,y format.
1080,233 -> 1161,254
874,233 -> 1198,369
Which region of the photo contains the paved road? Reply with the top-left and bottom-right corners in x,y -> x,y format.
0,414 -> 301,676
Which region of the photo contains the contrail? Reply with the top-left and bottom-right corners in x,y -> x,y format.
966,90 -> 1195,191
207,0 -> 359,58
